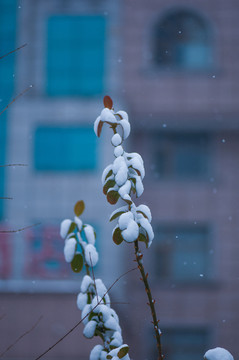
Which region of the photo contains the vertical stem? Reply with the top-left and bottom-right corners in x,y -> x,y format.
134,240 -> 164,360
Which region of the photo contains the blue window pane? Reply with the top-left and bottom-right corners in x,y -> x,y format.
46,15 -> 106,96
153,10 -> 212,70
154,133 -> 209,180
0,0 -> 16,220
34,127 -> 97,171
154,225 -> 210,282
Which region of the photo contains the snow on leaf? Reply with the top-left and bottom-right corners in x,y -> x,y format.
118,180 -> 131,198
118,345 -> 129,359
138,217 -> 154,246
121,219 -> 139,243
101,108 -> 116,123
204,347 -> 234,360
116,110 -> 129,121
111,133 -> 122,146
114,145 -> 124,157
81,275 -> 94,293
136,204 -> 152,222
90,345 -> 104,360
102,165 -> 113,185
85,244 -> 99,267
76,292 -> 87,310
119,119 -> 130,140
103,179 -> 116,195
84,224 -> 96,245
110,206 -> 128,222
83,320 -> 97,338
94,116 -> 101,137
107,189 -> 120,205
64,237 -> 77,263
60,219 -> 72,239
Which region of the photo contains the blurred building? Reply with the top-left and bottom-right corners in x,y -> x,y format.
0,0 -> 239,359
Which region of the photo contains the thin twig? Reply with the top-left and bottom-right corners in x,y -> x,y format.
34,267 -> 137,360
134,241 -> 163,360
0,164 -> 27,168
0,85 -> 33,117
0,315 -> 42,358
0,222 -> 40,234
0,43 -> 27,60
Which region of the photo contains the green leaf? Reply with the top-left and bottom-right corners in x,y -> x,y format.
107,190 -> 120,205
68,222 -> 76,235
103,179 -> 116,195
106,356 -> 113,360
105,169 -> 113,181
110,210 -> 125,222
118,345 -> 129,359
74,200 -> 85,216
138,232 -> 148,248
71,253 -> 83,273
113,227 -> 124,245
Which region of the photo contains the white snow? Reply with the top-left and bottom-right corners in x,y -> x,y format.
134,175 -> 144,197
138,217 -> 154,246
111,133 -> 122,146
118,212 -> 134,230
76,292 -> 87,310
94,116 -> 101,136
81,275 -> 94,293
60,219 -> 72,239
122,219 -> 139,242
90,345 -> 103,360
127,153 -> 145,178
85,244 -> 99,267
110,206 -> 128,221
83,320 -> 97,338
114,145 -> 124,157
74,216 -> 83,231
118,180 -> 131,198
104,317 -> 119,331
119,119 -> 131,140
84,224 -> 96,245
102,164 -> 113,185
113,157 -> 128,186
81,303 -> 92,324
100,108 -> 116,123
136,204 -> 152,222
116,110 -> 129,121
63,237 -> 76,263
95,279 -> 108,298
204,348 -> 234,360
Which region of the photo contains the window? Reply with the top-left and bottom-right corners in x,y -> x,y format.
153,133 -> 209,180
154,225 -> 211,282
46,15 -> 106,96
0,0 -> 17,220
153,9 -> 212,70
34,126 -> 97,171
151,328 -> 208,360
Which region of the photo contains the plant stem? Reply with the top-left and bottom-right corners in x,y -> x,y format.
134,240 -> 164,360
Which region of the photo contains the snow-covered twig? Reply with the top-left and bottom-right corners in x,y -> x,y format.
94,96 -> 163,360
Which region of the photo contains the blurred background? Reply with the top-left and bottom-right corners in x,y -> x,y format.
0,0 -> 239,359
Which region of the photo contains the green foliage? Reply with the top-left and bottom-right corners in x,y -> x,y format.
74,200 -> 85,216
118,345 -> 129,359
113,227 -> 124,245
107,190 -> 120,205
71,253 -> 84,273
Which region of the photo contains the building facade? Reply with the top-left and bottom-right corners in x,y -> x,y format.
0,0 -> 238,359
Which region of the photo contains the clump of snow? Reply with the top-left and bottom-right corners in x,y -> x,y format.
119,119 -> 131,140
116,110 -> 128,121
136,204 -> 152,222
204,348 -> 234,360
60,219 -> 72,239
85,244 -> 99,267
114,145 -> 124,157
121,219 -> 139,242
111,133 -> 122,146
94,116 -> 101,136
113,156 -> 128,186
81,275 -> 94,293
64,237 -> 76,262
74,216 -> 83,231
83,320 -> 97,338
90,345 -> 103,360
76,292 -> 87,310
84,224 -> 96,245
118,180 -> 131,198
100,108 -> 116,123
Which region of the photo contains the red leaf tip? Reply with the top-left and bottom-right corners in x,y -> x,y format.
103,95 -> 113,109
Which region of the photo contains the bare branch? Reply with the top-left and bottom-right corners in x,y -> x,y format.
0,43 -> 27,61
0,85 -> 33,117
34,267 -> 137,360
0,315 -> 42,358
0,223 -> 41,234
0,164 -> 27,168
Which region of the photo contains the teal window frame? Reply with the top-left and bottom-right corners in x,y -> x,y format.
46,15 -> 106,96
34,126 -> 98,172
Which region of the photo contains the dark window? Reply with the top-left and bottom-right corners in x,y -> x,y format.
154,328 -> 209,360
34,126 -> 97,171
153,133 -> 209,180
46,15 -> 106,96
153,9 -> 212,70
154,225 -> 211,282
